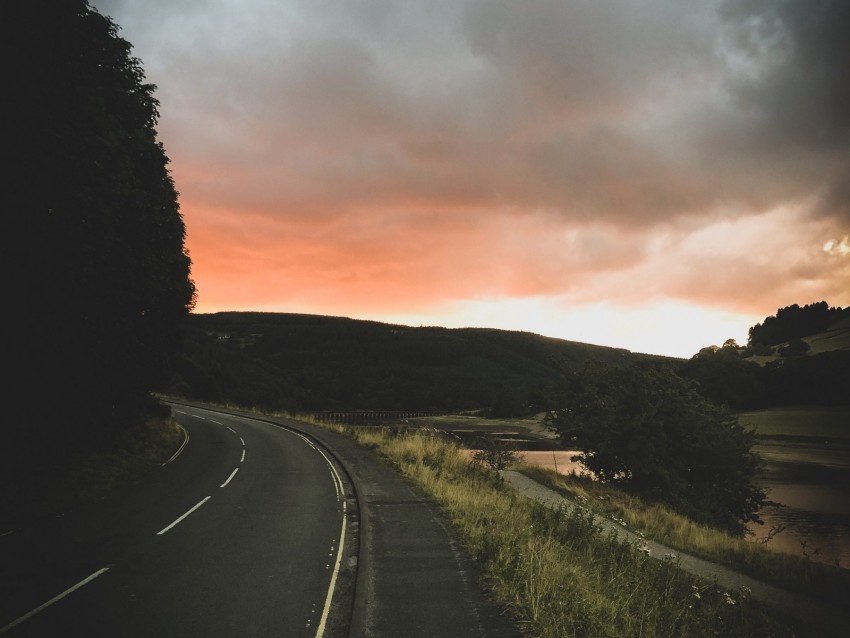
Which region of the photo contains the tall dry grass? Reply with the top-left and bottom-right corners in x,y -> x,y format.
517,463 -> 850,609
328,424 -> 809,637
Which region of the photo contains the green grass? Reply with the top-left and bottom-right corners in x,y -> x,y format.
802,323 -> 850,355
738,405 -> 850,439
310,421 -> 818,637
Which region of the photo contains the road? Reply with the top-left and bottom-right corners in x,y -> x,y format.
0,405 -> 354,637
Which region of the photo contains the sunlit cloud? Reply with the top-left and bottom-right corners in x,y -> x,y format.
93,0 -> 850,358
824,236 -> 850,257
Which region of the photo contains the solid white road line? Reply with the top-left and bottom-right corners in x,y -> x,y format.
161,423 -> 190,466
220,467 -> 239,488
0,567 -> 110,635
315,501 -> 347,638
156,496 -> 211,535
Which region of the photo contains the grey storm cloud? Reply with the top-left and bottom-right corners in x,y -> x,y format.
717,0 -> 850,221
91,0 -> 850,227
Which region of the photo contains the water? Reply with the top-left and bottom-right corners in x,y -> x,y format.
748,440 -> 850,569
518,445 -> 850,569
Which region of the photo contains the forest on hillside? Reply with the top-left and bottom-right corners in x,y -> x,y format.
164,312 -> 652,414
163,303 -> 850,415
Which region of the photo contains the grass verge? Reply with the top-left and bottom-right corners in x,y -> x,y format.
317,422 -> 814,637
516,463 -> 850,610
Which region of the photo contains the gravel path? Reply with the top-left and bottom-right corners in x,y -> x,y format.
501,470 -> 849,637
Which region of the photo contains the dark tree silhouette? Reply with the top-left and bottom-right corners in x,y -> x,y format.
546,362 -> 766,535
748,301 -> 847,347
680,346 -> 765,410
4,0 -> 195,443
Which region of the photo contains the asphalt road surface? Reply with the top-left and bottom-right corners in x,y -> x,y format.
0,405 -> 353,637
1,404 -> 522,637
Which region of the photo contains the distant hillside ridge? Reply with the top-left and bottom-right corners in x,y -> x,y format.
747,301 -> 850,350
681,302 -> 850,411
166,311 -> 666,414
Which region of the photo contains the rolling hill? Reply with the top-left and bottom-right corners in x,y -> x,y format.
166,312 -> 666,414
164,305 -> 849,415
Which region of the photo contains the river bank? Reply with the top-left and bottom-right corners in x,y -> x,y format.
409,410 -> 850,570
515,443 -> 850,570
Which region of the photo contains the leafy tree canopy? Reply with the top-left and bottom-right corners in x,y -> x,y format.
680,346 -> 765,410
4,0 -> 195,443
546,362 -> 766,535
748,301 -> 848,347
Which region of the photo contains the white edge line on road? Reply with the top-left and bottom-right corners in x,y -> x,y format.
315,447 -> 343,502
239,437 -> 245,447
0,567 -> 110,635
220,467 -> 239,488
156,496 -> 211,535
284,427 -> 346,636
161,423 -> 190,466
315,497 -> 347,638
226,425 -> 236,434
240,449 -> 246,463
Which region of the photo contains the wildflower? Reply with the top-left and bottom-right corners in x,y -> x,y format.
723,592 -> 736,606
691,585 -> 702,601
739,585 -> 752,600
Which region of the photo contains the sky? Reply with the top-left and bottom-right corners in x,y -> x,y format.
91,0 -> 849,358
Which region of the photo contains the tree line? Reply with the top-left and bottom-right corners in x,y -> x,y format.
748,301 -> 848,348
5,0 -> 195,452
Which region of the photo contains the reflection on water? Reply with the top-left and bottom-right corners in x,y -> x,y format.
518,444 -> 850,570
749,441 -> 850,569
519,450 -> 585,476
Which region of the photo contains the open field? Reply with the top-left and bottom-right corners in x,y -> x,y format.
738,405 -> 850,439
804,320 -> 850,355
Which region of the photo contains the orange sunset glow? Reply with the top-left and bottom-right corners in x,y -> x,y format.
93,0 -> 849,358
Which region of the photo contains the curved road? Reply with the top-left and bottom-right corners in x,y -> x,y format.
0,405 -> 354,637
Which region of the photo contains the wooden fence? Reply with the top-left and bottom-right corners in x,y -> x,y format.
311,411 -> 446,425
